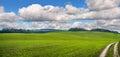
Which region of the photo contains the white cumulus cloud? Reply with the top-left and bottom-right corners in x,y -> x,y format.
0,6 -> 19,22
19,4 -> 89,21
86,0 -> 120,11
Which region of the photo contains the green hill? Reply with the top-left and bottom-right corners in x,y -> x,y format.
0,31 -> 120,57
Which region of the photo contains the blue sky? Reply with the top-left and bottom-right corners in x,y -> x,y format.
0,0 -> 87,14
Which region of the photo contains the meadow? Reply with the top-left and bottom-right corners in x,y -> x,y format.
0,31 -> 120,57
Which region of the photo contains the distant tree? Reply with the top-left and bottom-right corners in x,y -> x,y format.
68,28 -> 87,31
0,28 -> 63,33
91,28 -> 119,34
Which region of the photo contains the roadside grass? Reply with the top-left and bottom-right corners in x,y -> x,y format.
106,43 -> 114,57
0,31 -> 119,57
118,41 -> 120,55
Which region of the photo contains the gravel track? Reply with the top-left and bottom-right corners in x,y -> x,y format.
99,43 -> 114,57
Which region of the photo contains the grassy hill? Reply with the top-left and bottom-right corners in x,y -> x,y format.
0,31 -> 120,57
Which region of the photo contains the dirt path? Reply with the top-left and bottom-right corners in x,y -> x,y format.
99,43 -> 114,57
113,42 -> 120,57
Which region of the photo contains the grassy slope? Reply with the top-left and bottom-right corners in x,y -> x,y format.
0,31 -> 120,57
106,44 -> 114,57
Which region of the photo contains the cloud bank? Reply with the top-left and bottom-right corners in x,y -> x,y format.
19,4 -> 89,21
86,0 -> 120,11
18,0 -> 120,21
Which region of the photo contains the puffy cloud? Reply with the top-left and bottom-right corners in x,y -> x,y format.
19,3 -> 120,21
86,0 -> 120,11
65,4 -> 88,15
0,6 -> 19,22
19,4 -> 89,21
0,12 -> 19,22
70,22 -> 94,30
76,7 -> 120,19
81,0 -> 120,20
0,22 -> 29,29
0,6 -> 4,13
31,22 -> 71,30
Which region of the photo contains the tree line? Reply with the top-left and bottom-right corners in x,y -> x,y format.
0,28 -> 119,34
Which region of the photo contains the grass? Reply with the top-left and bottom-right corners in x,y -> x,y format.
0,31 -> 120,57
106,43 -> 114,57
118,41 -> 120,55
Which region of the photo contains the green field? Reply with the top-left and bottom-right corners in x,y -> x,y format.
0,31 -> 120,57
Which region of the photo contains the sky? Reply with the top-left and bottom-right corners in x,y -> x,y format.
0,0 -> 120,32
0,0 -> 87,13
